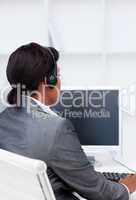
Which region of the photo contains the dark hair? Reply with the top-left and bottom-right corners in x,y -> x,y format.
6,43 -> 59,105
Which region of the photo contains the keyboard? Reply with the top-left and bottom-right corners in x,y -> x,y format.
87,156 -> 134,182
102,172 -> 130,182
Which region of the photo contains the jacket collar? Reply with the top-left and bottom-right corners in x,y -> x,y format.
22,95 -> 57,116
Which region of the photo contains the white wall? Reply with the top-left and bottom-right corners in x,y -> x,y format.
0,0 -> 48,54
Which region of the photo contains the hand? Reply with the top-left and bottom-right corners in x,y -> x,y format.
119,174 -> 136,193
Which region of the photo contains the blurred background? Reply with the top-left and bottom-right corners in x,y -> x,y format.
0,0 -> 136,161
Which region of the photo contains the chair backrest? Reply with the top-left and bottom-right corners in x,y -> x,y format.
0,149 -> 56,200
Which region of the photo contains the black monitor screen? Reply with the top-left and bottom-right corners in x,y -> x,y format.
52,90 -> 119,146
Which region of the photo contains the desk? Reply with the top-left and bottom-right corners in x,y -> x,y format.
93,153 -> 136,200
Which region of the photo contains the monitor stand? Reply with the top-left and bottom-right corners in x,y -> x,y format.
87,156 -> 103,167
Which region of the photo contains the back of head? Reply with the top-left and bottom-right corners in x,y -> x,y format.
6,43 -> 59,106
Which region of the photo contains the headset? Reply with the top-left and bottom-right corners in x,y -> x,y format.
46,47 -> 58,87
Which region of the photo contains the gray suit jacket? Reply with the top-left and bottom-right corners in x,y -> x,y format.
0,99 -> 129,200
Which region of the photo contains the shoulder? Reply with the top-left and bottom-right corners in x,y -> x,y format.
54,118 -> 82,151
56,118 -> 75,134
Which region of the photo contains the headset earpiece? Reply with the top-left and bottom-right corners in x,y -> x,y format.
46,48 -> 57,87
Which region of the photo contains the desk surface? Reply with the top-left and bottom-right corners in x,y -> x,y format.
93,153 -> 136,200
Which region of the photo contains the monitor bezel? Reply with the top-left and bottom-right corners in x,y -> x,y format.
61,86 -> 122,156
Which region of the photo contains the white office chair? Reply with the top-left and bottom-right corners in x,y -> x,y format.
0,149 -> 56,200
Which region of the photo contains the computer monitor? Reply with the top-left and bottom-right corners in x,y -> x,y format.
52,87 -> 122,156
